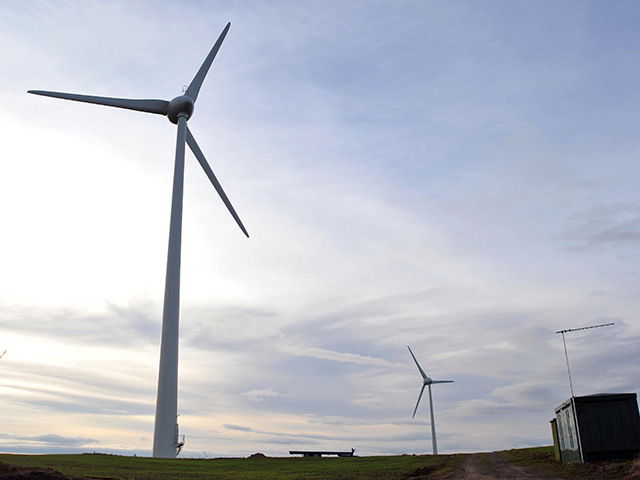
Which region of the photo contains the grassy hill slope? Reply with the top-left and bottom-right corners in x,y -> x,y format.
0,446 -> 637,480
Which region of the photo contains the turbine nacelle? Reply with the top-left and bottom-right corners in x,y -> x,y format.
167,95 -> 195,124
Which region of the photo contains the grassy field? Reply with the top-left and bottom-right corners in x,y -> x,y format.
502,446 -> 640,480
1,447 -> 637,480
0,452 -> 464,480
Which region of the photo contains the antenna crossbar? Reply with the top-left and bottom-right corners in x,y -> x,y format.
555,322 -> 614,398
555,322 -> 614,335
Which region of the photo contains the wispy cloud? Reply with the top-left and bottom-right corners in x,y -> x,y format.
242,388 -> 290,402
0,433 -> 98,451
280,346 -> 400,367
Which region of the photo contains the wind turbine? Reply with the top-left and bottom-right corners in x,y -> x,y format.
28,22 -> 248,458
407,345 -> 453,455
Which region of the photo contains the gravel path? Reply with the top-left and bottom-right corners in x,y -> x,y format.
426,452 -> 570,480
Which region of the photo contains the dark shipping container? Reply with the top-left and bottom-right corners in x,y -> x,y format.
554,393 -> 640,462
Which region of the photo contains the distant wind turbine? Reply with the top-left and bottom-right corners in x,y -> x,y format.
28,22 -> 248,458
407,345 -> 453,455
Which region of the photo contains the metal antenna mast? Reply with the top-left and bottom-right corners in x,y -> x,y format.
555,322 -> 614,397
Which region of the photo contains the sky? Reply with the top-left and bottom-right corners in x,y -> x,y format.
0,0 -> 639,458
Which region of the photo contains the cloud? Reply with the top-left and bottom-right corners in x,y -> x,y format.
281,346 -> 400,368
223,424 -> 252,432
0,299 -> 159,348
352,394 -> 387,410
0,433 -> 98,448
564,203 -> 640,249
242,388 -> 290,402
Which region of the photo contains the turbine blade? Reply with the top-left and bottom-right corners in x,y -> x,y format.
185,22 -> 231,102
407,345 -> 428,380
186,127 -> 249,238
412,384 -> 426,418
28,90 -> 169,115
432,380 -> 454,384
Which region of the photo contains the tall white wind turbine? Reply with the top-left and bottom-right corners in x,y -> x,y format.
28,23 -> 248,458
408,345 -> 453,455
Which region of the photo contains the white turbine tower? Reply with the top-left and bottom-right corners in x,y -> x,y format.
408,345 -> 453,455
28,23 -> 248,458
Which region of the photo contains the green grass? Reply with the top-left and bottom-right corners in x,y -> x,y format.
5,447 -> 634,480
0,453 -> 463,480
501,446 -> 639,480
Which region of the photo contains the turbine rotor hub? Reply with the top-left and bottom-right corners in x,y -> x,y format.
167,95 -> 195,124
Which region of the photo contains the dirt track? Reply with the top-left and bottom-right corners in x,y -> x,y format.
0,461 -> 75,480
429,452 -> 571,480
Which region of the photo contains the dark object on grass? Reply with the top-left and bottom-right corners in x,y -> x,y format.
553,393 -> 640,463
289,448 -> 356,457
